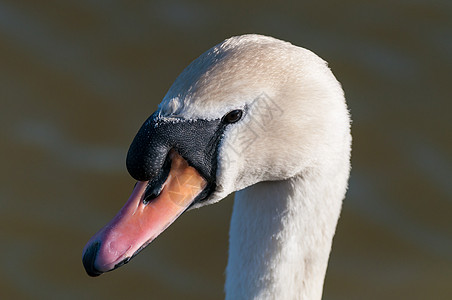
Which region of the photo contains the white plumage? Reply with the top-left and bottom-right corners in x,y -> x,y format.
157,34 -> 351,299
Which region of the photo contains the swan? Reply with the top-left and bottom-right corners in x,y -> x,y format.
82,34 -> 351,300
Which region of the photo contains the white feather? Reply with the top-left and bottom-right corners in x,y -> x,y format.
159,34 -> 351,300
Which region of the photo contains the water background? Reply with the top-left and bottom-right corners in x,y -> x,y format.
1,0 -> 451,299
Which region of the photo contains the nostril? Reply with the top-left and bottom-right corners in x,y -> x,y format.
143,187 -> 162,204
143,155 -> 172,204
82,242 -> 103,277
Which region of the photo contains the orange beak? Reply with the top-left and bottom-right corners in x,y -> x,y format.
82,151 -> 207,275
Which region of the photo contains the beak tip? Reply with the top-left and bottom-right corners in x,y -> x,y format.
82,241 -> 104,277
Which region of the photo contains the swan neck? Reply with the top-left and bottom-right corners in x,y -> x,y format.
225,170 -> 345,300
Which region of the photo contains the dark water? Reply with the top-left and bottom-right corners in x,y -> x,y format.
1,0 -> 451,299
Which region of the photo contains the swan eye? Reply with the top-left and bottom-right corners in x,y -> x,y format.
222,109 -> 243,124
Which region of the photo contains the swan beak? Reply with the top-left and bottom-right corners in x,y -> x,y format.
82,152 -> 207,276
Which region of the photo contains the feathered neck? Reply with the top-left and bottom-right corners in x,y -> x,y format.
225,163 -> 348,299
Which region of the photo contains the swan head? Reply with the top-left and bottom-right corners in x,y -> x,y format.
82,34 -> 350,276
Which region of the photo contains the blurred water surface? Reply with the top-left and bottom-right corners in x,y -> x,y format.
0,0 -> 451,299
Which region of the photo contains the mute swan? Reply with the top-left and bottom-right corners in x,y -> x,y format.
83,34 -> 351,300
